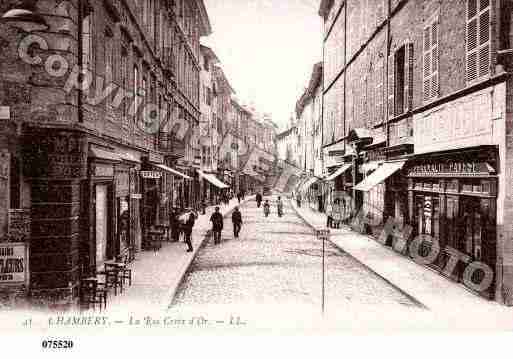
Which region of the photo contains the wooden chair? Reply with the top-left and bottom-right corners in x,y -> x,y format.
98,263 -> 123,295
80,278 -> 108,311
115,249 -> 133,288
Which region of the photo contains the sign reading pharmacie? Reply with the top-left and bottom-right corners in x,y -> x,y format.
0,242 -> 29,285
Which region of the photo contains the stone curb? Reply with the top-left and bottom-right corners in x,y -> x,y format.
289,198 -> 428,310
164,196 -> 255,310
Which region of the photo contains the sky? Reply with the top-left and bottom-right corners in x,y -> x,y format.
202,0 -> 323,131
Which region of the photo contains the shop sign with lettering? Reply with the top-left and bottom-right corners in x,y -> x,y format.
140,171 -> 161,179
95,164 -> 114,177
148,153 -> 164,164
407,160 -> 494,177
0,243 -> 29,285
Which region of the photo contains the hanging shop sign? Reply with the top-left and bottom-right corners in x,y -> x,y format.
140,171 -> 162,179
0,242 -> 29,285
148,152 -> 164,164
131,193 -> 142,200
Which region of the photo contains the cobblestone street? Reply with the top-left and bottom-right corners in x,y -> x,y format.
172,197 -> 421,313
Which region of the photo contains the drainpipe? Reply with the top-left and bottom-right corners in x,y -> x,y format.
78,0 -> 83,123
385,0 -> 391,151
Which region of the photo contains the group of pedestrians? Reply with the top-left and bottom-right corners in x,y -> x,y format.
325,197 -> 350,228
209,205 -> 244,245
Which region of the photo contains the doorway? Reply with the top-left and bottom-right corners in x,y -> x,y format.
95,184 -> 109,270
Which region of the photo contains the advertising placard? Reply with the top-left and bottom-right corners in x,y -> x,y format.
0,242 -> 29,285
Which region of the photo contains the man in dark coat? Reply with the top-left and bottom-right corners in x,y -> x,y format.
169,208 -> 180,242
210,206 -> 224,245
256,192 -> 262,208
232,206 -> 243,238
183,212 -> 196,252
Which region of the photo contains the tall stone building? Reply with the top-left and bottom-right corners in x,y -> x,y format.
0,0 -> 211,307
318,0 -> 513,304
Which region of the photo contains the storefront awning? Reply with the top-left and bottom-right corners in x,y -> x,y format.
360,161 -> 382,174
198,170 -> 230,189
301,177 -> 319,193
154,164 -> 192,180
354,160 -> 407,192
325,163 -> 352,181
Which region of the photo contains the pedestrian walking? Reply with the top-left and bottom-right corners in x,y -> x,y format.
296,192 -> 302,207
210,206 -> 224,245
263,200 -> 270,217
326,200 -> 333,228
232,206 -> 243,238
256,192 -> 262,208
183,212 -> 196,252
169,207 -> 180,241
332,198 -> 342,229
237,191 -> 242,203
276,196 -> 284,217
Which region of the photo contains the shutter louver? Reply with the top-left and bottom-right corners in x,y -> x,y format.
388,53 -> 395,119
423,17 -> 439,102
375,58 -> 384,125
404,43 -> 414,112
466,0 -> 491,83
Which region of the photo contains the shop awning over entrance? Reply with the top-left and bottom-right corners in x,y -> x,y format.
325,163 -> 352,181
153,164 -> 192,180
301,177 -> 319,193
198,170 -> 230,189
354,160 -> 406,192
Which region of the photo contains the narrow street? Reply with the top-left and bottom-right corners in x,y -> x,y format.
172,197 -> 420,312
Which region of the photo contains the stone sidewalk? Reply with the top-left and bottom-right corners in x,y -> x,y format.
105,196 -> 254,313
290,198 -> 509,313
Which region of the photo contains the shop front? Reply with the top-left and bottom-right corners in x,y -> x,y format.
141,155 -> 191,247
406,148 -> 498,298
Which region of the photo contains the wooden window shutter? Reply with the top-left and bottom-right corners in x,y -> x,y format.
388,52 -> 395,119
404,43 -> 414,112
423,25 -> 431,101
423,15 -> 439,101
430,20 -> 439,98
467,0 -> 491,82
375,58 -> 384,125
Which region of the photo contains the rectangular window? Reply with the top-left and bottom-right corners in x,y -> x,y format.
423,15 -> 440,101
82,10 -> 94,69
133,64 -> 139,105
395,47 -> 405,115
466,0 -> 491,83
121,46 -> 128,126
104,30 -> 114,107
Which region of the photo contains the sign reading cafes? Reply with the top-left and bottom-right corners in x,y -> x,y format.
407,160 -> 495,177
0,243 -> 29,285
